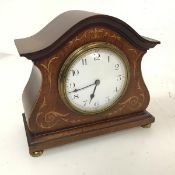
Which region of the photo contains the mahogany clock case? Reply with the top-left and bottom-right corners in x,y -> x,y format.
14,10 -> 160,155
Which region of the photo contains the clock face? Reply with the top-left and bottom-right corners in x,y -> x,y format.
59,42 -> 129,114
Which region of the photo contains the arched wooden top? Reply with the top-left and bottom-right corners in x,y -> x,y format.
14,10 -> 160,61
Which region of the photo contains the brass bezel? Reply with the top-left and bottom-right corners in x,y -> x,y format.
58,42 -> 130,115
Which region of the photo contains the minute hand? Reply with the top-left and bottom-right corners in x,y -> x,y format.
69,82 -> 95,93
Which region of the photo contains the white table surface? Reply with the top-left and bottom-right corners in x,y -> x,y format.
0,0 -> 175,175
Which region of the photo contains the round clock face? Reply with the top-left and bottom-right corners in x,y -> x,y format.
59,42 -> 129,114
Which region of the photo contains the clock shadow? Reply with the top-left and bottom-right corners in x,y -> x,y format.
0,52 -> 13,59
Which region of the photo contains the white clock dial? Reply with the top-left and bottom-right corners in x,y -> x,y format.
60,43 -> 129,114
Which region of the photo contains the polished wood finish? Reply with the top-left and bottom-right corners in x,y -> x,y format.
23,111 -> 154,155
15,10 -> 160,155
15,10 -> 160,60
22,26 -> 152,134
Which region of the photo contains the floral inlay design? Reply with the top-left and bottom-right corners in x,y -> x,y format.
36,97 -> 69,128
40,56 -> 59,91
34,26 -> 147,129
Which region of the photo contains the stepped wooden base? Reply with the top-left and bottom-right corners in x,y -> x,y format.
22,111 -> 155,157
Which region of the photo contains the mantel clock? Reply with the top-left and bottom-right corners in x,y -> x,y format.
14,10 -> 160,156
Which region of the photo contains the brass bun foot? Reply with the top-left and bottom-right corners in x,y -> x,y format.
141,123 -> 152,128
30,150 -> 44,157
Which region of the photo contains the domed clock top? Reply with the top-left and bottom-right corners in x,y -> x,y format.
14,10 -> 160,156
15,10 -> 159,60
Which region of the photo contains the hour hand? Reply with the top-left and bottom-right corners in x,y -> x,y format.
89,93 -> 95,104
89,79 -> 100,104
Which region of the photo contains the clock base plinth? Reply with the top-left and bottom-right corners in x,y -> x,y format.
22,111 -> 154,156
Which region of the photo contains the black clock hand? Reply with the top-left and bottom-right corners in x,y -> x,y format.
69,82 -> 96,93
89,79 -> 100,104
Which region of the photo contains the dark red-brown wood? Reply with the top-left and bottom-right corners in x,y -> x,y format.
15,10 -> 160,155
15,10 -> 160,60
23,111 -> 154,155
